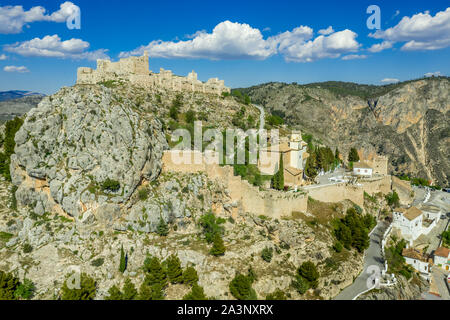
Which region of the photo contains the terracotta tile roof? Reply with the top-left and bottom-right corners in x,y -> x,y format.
402,248 -> 429,262
353,162 -> 372,169
404,207 -> 423,221
435,247 -> 450,258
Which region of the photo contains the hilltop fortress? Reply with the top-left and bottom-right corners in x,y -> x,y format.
77,51 -> 231,95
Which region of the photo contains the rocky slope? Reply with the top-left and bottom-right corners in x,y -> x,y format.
10,85 -> 168,223
0,81 -> 369,300
0,172 -> 364,300
358,274 -> 429,300
241,77 -> 450,186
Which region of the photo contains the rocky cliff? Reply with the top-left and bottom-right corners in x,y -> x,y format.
10,84 -> 168,223
241,77 -> 450,186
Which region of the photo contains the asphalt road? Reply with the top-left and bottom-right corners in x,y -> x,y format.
334,221 -> 389,300
431,267 -> 450,300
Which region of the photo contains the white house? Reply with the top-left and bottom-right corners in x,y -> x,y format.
418,204 -> 442,221
402,248 -> 431,279
434,247 -> 450,271
352,162 -> 373,177
393,207 -> 424,243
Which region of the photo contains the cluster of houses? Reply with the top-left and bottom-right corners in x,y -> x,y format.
392,203 -> 449,279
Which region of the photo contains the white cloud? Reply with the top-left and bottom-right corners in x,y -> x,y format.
424,71 -> 441,77
368,41 -> 393,53
263,27 -> 271,32
120,21 -> 278,60
4,35 -> 109,61
0,54 -> 7,60
370,8 -> 450,51
0,2 -> 80,34
393,10 -> 400,18
381,78 -> 399,83
3,65 -> 29,73
278,29 -> 360,62
341,54 -> 367,60
318,26 -> 334,35
120,21 -> 361,63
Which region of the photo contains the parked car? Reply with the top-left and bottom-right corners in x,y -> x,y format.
442,188 -> 450,193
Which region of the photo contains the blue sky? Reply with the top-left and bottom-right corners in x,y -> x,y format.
0,0 -> 449,94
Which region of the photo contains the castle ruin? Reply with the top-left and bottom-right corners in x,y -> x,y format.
77,51 -> 231,95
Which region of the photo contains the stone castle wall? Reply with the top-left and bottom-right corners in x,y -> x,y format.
162,151 -> 394,217
77,52 -> 231,96
161,151 -> 308,219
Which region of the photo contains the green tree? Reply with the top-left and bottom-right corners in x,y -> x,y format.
119,245 -> 127,273
183,283 -> 208,300
210,233 -> 226,256
271,154 -> 284,190
199,212 -> 224,243
348,148 -> 360,162
105,285 -> 123,300
138,283 -> 152,300
14,278 -> 35,300
150,283 -> 165,300
185,110 -> 196,124
0,271 -> 20,300
157,217 -> 169,236
167,254 -> 183,284
291,274 -> 309,294
169,95 -> 182,120
266,289 -> 287,300
304,152 -> 318,179
385,191 -> 400,207
182,267 -> 199,286
0,117 -> 24,181
298,261 -> 320,289
261,247 -> 273,262
122,278 -> 137,300
60,273 -> 96,300
229,273 -> 257,300
101,178 -> 120,192
143,256 -> 167,288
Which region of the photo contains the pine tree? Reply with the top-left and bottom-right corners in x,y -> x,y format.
150,284 -> 164,300
348,148 -> 360,162
119,245 -> 127,273
157,217 -> 169,236
143,256 -> 167,288
60,273 -> 96,300
138,283 -> 152,300
182,267 -> 199,286
210,233 -> 226,256
167,254 -> 183,284
271,154 -> 284,190
122,278 -> 137,300
105,285 -> 123,300
183,283 -> 208,300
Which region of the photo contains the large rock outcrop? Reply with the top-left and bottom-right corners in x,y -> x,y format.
10,85 -> 168,222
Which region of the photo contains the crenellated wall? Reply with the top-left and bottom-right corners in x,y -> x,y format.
162,151 -> 393,218
77,52 -> 230,95
162,151 -> 308,219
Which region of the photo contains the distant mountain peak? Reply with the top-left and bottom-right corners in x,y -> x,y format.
0,90 -> 46,102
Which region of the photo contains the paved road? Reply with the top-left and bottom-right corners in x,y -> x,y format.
253,104 -> 265,132
334,221 -> 389,300
431,267 -> 450,300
